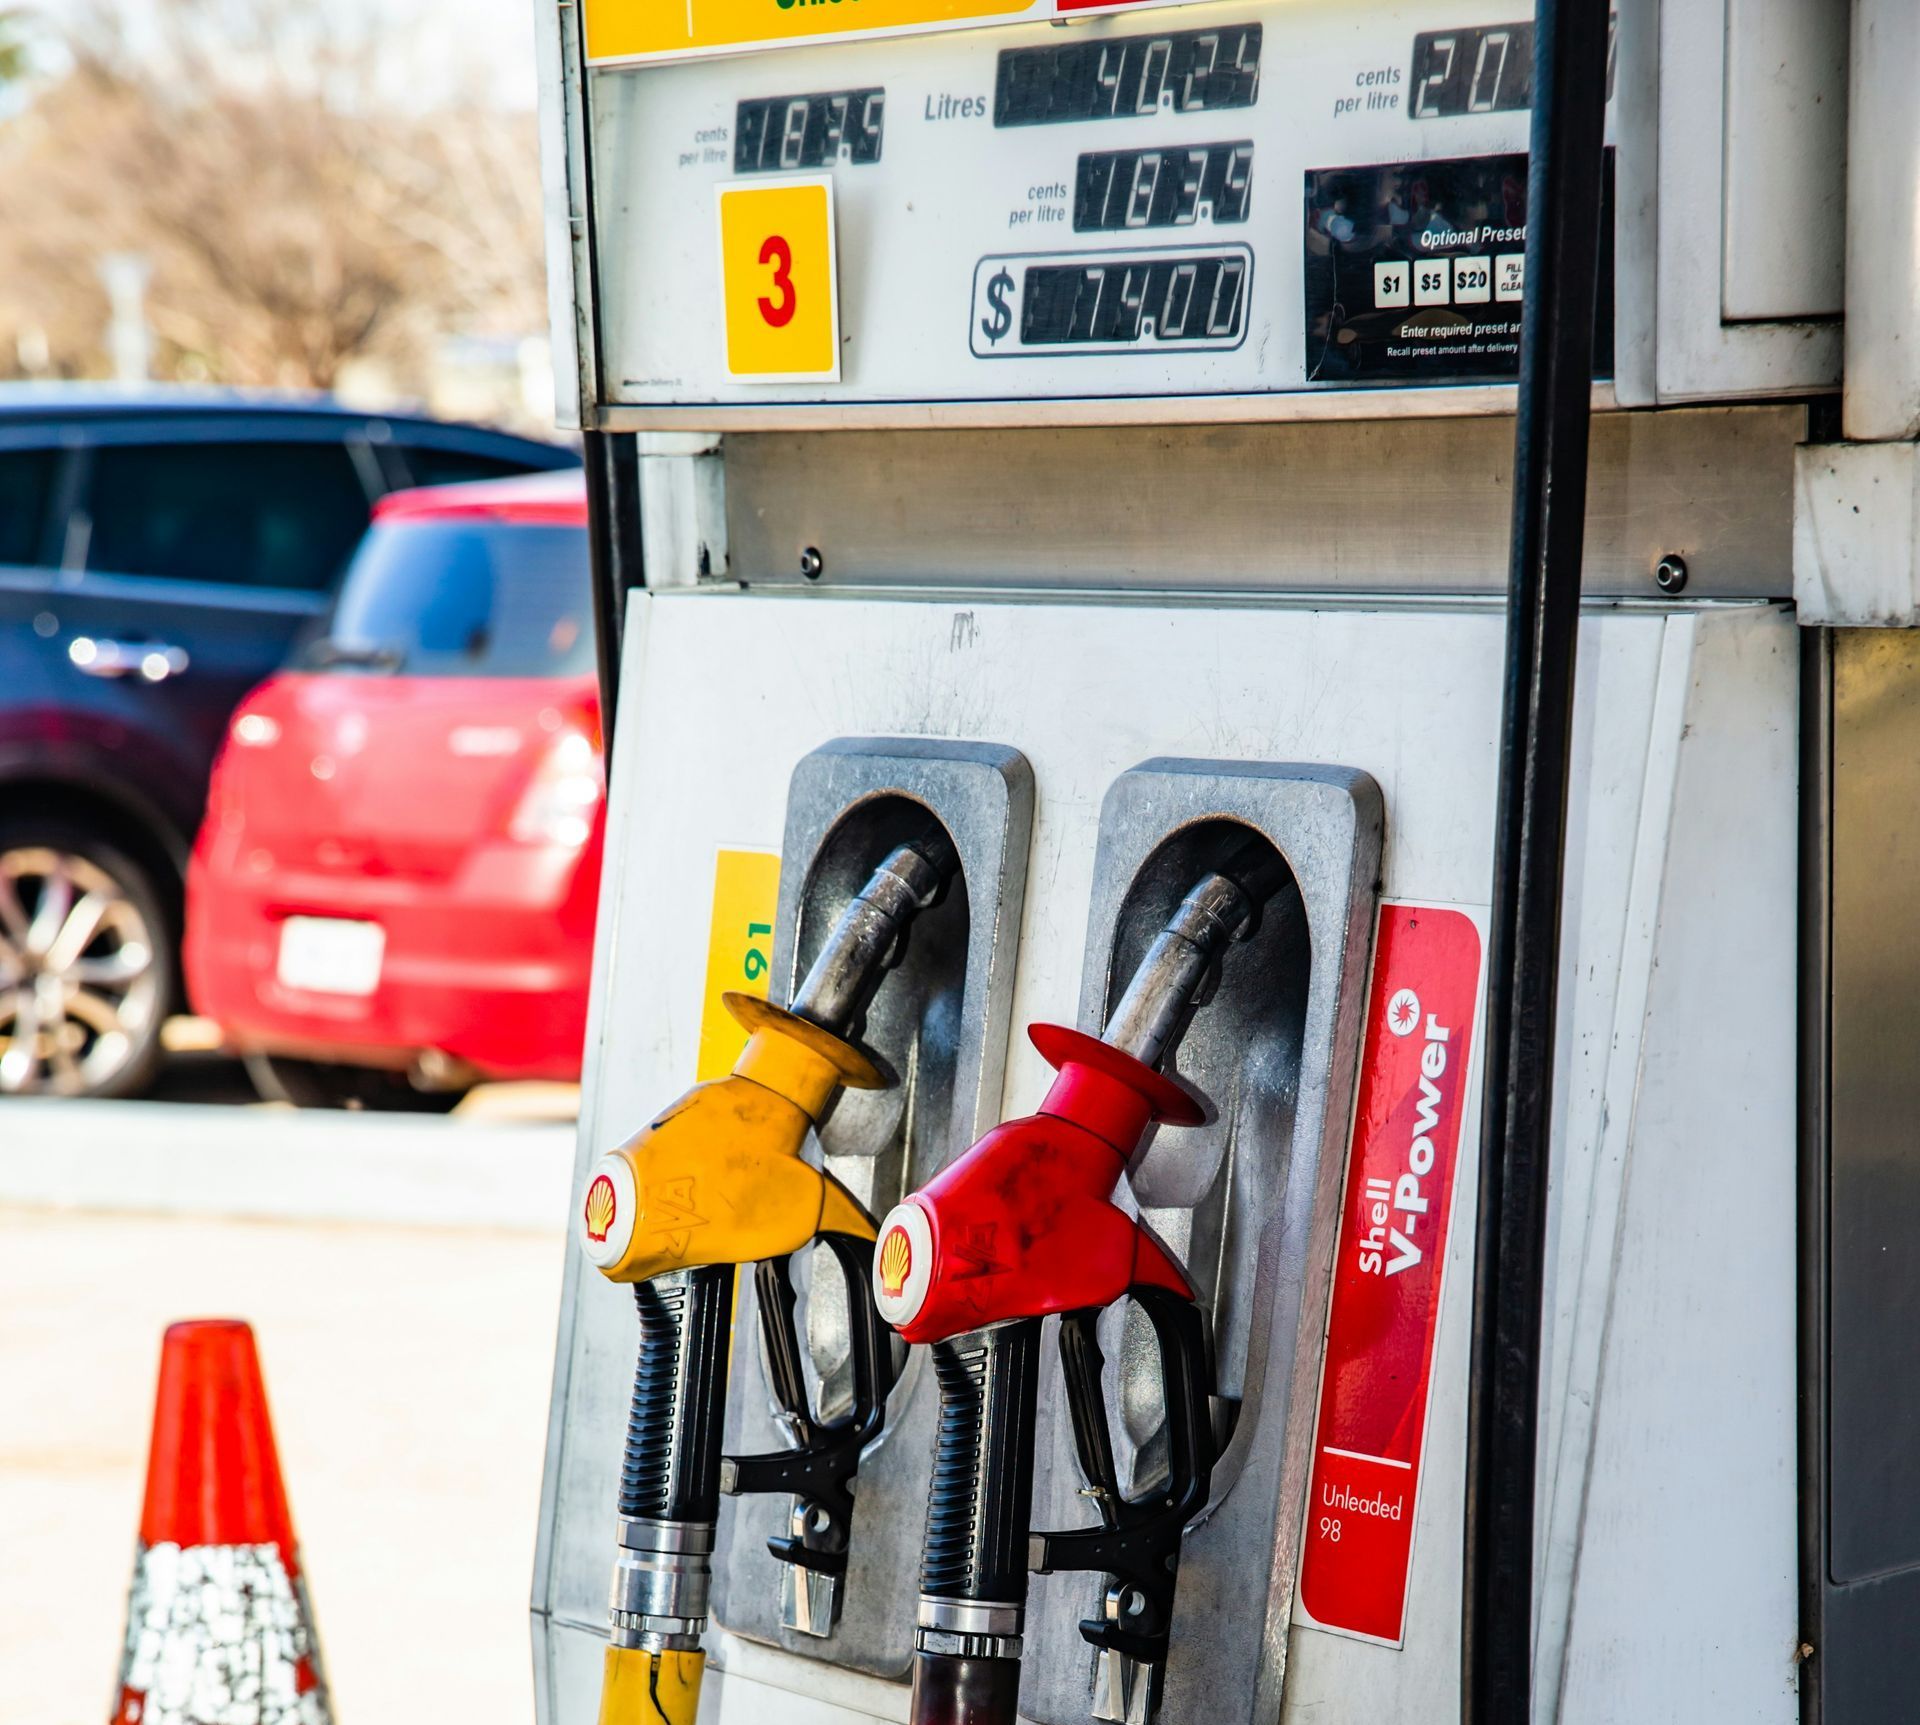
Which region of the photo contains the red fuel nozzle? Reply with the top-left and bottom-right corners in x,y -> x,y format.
878,1039 -> 1196,1725
880,863 -> 1271,1725
873,1022 -> 1200,1346
876,862 -> 1270,1344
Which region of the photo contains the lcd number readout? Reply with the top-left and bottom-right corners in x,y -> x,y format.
1074,143 -> 1252,231
1024,255 -> 1246,344
1408,16 -> 1617,119
735,88 -> 884,171
994,24 -> 1261,127
971,247 -> 1250,355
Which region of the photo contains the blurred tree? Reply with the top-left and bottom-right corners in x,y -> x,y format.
0,0 -> 546,399
0,10 -> 30,84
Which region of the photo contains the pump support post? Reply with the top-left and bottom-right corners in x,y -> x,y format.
1460,0 -> 1613,1721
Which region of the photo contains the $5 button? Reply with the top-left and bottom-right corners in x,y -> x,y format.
716,176 -> 841,381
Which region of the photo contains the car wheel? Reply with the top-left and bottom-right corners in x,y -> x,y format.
243,1053 -> 468,1113
0,820 -> 173,1099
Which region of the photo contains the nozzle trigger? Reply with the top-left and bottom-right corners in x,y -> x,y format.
1030,1285 -> 1216,1689
721,1231 -> 898,1584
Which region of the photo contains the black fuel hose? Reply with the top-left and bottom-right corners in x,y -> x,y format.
909,1320 -> 1041,1725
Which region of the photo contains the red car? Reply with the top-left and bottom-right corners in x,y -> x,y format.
185,471 -> 602,1109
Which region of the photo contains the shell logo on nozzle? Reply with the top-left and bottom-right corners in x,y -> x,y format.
872,1200 -> 934,1330
584,1174 -> 618,1243
580,1154 -> 638,1274
878,1224 -> 912,1300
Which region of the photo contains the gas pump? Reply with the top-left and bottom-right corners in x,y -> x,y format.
529,0 -> 1915,1715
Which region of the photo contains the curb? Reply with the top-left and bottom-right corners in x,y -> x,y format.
0,1100 -> 576,1232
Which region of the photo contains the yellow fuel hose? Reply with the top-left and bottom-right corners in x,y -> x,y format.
597,1644 -> 704,1725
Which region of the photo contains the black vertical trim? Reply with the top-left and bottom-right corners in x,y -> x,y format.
1798,625 -> 1831,1725
1461,0 -> 1613,1719
584,428 -> 644,754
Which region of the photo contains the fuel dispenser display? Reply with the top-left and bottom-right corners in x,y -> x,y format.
532,0 -> 1889,1714
575,0 -> 1620,415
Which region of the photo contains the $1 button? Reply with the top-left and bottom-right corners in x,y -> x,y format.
716,176 -> 841,381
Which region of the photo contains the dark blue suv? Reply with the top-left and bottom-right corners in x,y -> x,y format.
0,388 -> 577,1098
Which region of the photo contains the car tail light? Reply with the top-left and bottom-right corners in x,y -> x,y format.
509,728 -> 603,848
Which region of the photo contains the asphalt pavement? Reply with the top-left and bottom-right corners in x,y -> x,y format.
0,1057 -> 579,1725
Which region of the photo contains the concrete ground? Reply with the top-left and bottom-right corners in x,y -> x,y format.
0,1089 -> 577,1725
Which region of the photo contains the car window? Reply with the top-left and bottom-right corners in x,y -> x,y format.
0,448 -> 58,566
317,520 -> 592,678
85,440 -> 370,591
390,444 -> 540,490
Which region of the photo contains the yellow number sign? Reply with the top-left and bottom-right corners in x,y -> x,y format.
695,848 -> 783,1081
717,178 -> 841,381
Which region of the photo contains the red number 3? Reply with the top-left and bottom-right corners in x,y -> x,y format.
757,234 -> 796,328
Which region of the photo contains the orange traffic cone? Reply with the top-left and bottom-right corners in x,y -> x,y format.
112,1320 -> 332,1725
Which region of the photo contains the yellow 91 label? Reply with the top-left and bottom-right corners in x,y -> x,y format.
717,178 -> 841,381
696,848 -> 782,1080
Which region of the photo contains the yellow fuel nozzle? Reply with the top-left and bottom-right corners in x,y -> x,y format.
577,836 -> 954,1283
580,992 -> 886,1282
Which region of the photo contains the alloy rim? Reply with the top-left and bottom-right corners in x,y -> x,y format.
0,847 -> 159,1095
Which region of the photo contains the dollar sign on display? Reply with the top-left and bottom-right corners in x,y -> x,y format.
980,268 -> 1015,344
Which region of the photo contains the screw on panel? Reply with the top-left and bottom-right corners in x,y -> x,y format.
1654,553 -> 1689,594
799,546 -> 824,581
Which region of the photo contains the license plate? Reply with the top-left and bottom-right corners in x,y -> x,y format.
276,917 -> 385,997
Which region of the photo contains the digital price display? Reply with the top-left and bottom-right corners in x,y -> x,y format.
597,0 -> 1623,412
1074,143 -> 1253,231
996,249 -> 1250,348
994,24 -> 1262,128
1409,17 -> 1616,119
735,88 -> 885,172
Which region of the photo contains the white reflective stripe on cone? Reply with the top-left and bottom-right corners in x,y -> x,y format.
114,1541 -> 331,1725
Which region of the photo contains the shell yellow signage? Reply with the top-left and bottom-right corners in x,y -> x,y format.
581,0 -> 1185,66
